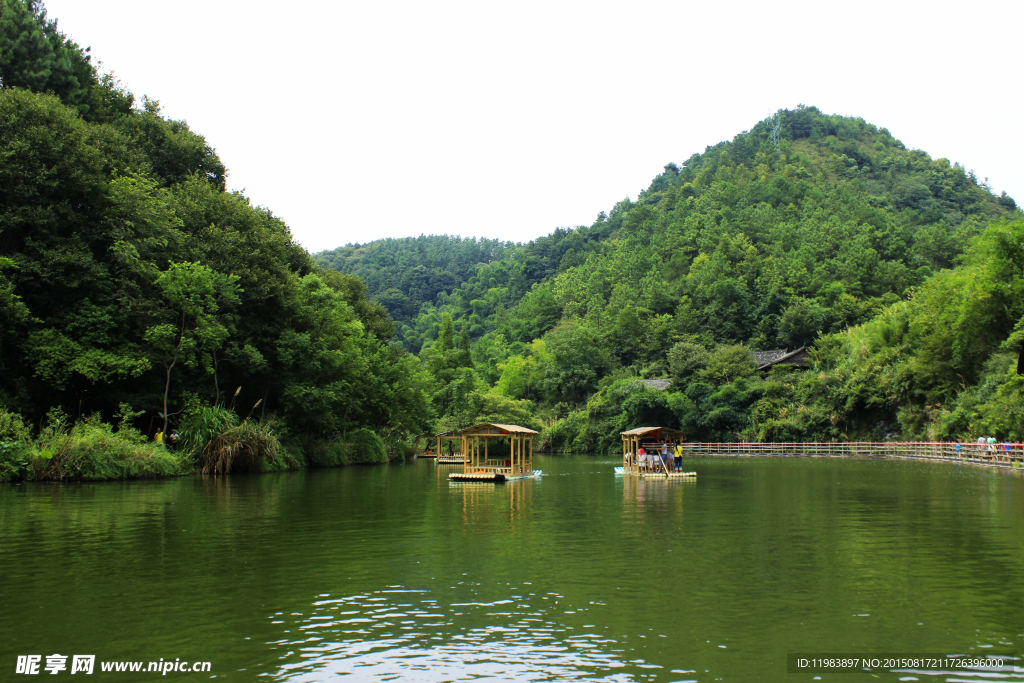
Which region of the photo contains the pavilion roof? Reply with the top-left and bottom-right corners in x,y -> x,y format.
459,423 -> 539,435
620,426 -> 685,438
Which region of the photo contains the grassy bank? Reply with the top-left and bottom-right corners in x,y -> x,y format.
0,406 -> 414,483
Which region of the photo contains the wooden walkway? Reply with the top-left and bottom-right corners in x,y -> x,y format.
675,442 -> 1024,469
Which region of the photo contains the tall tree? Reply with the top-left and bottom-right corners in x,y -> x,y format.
145,262 -> 240,436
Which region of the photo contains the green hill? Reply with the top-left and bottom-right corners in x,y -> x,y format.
364,106 -> 1021,446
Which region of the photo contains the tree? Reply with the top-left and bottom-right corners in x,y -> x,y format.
0,0 -> 96,113
0,0 -> 52,92
699,345 -> 757,385
667,341 -> 711,385
538,325 -> 606,405
145,262 -> 240,436
777,299 -> 824,349
0,256 -> 27,355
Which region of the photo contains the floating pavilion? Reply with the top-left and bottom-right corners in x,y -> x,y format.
448,423 -> 541,482
619,426 -> 696,478
414,433 -> 438,458
434,430 -> 466,463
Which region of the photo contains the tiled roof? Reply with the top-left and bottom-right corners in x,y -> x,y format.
754,346 -> 809,370
752,349 -> 789,365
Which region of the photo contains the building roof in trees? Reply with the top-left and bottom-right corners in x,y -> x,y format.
638,379 -> 673,391
754,346 -> 809,370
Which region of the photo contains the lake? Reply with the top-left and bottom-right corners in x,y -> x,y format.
2,455 -> 1022,681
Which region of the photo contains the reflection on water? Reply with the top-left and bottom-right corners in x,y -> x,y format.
2,456 -> 1024,682
450,479 -> 535,528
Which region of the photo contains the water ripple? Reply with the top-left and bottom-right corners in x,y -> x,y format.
267,584 -> 651,682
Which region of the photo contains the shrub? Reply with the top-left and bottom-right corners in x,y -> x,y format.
304,438 -> 351,468
32,407 -> 181,481
0,407 -> 32,482
345,428 -> 389,464
197,418 -> 282,474
178,405 -> 238,461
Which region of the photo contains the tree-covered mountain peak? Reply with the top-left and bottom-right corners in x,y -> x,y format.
319,106 -> 1015,362
317,105 -> 1021,445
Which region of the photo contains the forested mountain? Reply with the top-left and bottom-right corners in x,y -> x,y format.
2,0 -> 1021,481
324,106 -> 1020,446
314,223 -> 614,352
0,0 -> 430,479
314,236 -> 513,340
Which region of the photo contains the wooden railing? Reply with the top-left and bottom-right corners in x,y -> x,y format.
461,459 -> 531,474
674,442 -> 1024,467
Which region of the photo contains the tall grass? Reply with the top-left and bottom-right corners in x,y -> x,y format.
196,418 -> 283,474
178,405 -> 238,460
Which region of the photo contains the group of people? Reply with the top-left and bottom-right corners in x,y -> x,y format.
953,437 -> 1021,462
634,442 -> 685,472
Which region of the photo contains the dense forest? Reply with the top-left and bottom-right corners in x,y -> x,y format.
321,109 -> 1022,449
0,0 -> 431,480
2,1 -> 1022,484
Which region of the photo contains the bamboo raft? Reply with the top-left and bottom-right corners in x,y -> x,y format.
448,469 -> 542,482
614,466 -> 695,479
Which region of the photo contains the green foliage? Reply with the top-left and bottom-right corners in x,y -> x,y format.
0,25 -> 430,458
178,403 -> 237,458
0,0 -> 97,115
29,408 -> 182,481
667,340 -> 710,384
197,417 -> 282,474
306,427 -> 389,467
537,324 -> 607,405
0,405 -> 30,481
4,11 -> 1022,467
395,106 -> 1018,450
699,345 -> 757,385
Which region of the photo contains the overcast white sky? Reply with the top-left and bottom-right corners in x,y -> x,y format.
46,0 -> 1023,254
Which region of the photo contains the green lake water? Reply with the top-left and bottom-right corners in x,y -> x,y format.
2,455 -> 1023,682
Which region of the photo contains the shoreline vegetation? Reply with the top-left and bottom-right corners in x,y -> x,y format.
2,2 -> 1023,485
0,404 -> 411,483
